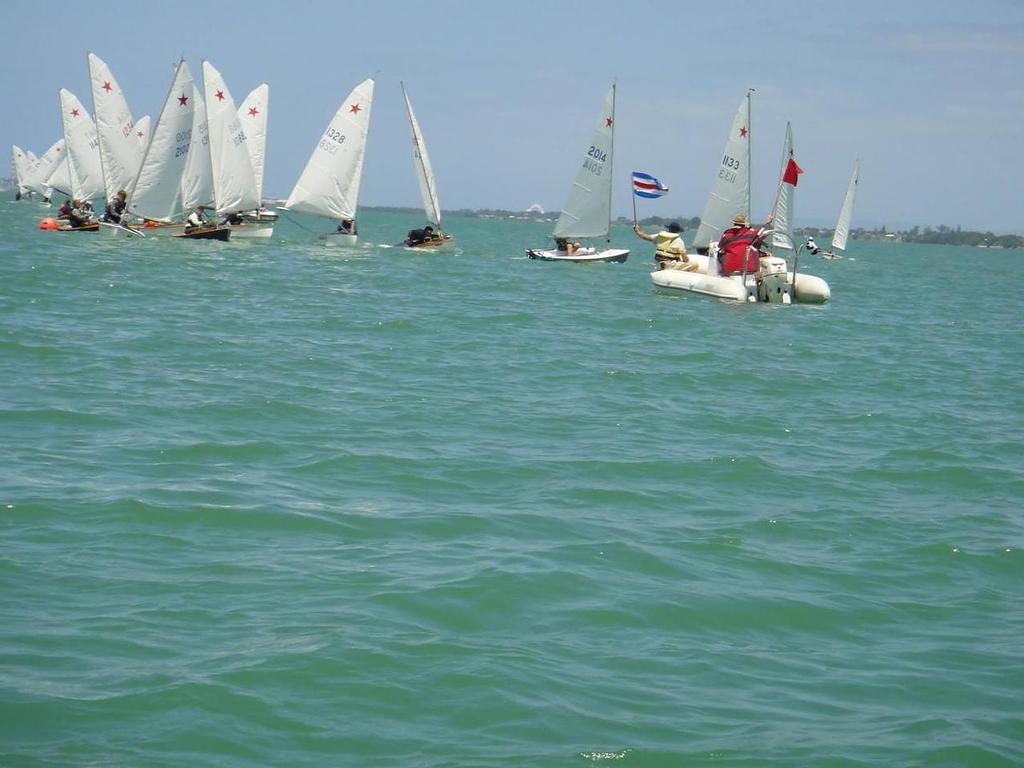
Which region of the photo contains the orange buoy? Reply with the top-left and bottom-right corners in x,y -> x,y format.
39,217 -> 59,230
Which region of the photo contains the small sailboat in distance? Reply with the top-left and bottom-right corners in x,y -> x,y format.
526,83 -> 628,263
818,160 -> 860,259
400,82 -> 451,249
283,78 -> 374,246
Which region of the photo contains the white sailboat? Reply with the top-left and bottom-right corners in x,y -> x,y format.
128,60 -> 224,239
400,82 -> 451,248
651,92 -> 829,303
237,84 -> 276,228
11,145 -> 32,198
44,141 -> 72,200
88,53 -> 144,210
201,61 -> 262,238
821,161 -> 860,259
284,77 -> 374,246
22,139 -> 64,201
59,88 -> 105,205
526,84 -> 628,263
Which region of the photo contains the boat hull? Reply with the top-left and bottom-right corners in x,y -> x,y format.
403,235 -> 453,250
320,232 -> 358,247
140,221 -> 186,237
99,221 -> 146,238
526,247 -> 629,263
651,266 -> 830,303
173,226 -> 231,241
55,222 -> 100,233
228,224 -> 273,239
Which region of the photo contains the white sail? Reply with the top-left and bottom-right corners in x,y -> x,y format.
180,90 -> 213,211
25,139 -> 65,196
401,82 -> 442,228
59,89 -> 104,202
285,78 -> 374,220
693,93 -> 752,249
832,160 -> 860,251
238,84 -> 269,204
88,52 -> 143,203
553,84 -> 616,239
202,60 -> 260,216
44,142 -> 71,196
11,145 -> 31,195
128,59 -> 195,222
771,122 -> 795,250
134,115 -> 150,149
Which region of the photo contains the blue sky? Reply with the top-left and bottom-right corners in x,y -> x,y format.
4,0 -> 1022,233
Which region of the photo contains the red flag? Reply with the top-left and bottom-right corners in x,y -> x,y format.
783,157 -> 803,186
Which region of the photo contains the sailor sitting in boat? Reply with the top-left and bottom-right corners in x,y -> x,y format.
406,224 -> 437,246
633,221 -> 696,271
186,205 -> 210,232
805,236 -> 820,255
717,213 -> 772,276
102,189 -> 127,225
554,237 -> 581,258
337,218 -> 356,234
67,199 -> 94,228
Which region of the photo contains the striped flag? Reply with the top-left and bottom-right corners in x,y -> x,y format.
632,171 -> 669,199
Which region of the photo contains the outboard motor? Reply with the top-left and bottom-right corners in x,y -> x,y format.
756,255 -> 792,304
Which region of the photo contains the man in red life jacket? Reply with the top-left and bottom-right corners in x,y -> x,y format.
717,213 -> 773,276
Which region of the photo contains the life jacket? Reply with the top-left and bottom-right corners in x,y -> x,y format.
717,226 -> 764,275
654,231 -> 686,259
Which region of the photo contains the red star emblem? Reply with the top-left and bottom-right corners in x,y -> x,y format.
605,117 -> 613,128
102,81 -> 112,93
71,108 -> 80,117
178,93 -> 189,106
350,103 -> 362,115
137,130 -> 144,138
215,90 -> 225,101
739,126 -> 748,138
248,106 -> 259,116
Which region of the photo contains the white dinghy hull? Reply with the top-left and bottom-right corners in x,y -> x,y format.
651,265 -> 830,303
526,247 -> 629,264
320,232 -> 358,247
228,223 -> 273,239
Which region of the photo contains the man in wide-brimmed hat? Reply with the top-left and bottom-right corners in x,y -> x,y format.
634,220 -> 697,271
717,212 -> 772,275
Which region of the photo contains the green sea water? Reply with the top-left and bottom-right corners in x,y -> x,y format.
1,202 -> 1022,767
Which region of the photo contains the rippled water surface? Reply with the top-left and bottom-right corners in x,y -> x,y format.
1,203 -> 1022,766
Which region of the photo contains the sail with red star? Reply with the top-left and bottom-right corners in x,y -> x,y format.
181,91 -> 214,212
237,83 -> 269,205
58,88 -> 104,202
128,59 -> 196,221
692,92 -> 753,250
285,78 -> 374,222
554,84 -> 617,240
88,52 -> 144,204
201,60 -> 259,215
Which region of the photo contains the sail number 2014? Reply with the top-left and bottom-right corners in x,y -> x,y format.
583,145 -> 606,175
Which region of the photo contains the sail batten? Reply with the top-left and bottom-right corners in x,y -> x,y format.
553,84 -> 616,240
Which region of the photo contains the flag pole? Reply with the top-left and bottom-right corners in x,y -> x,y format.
631,186 -> 638,227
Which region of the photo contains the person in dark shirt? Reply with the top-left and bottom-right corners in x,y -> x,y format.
103,189 -> 127,224
406,224 -> 435,246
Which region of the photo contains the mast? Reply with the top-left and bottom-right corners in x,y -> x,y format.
746,88 -> 753,221
607,83 -> 616,245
